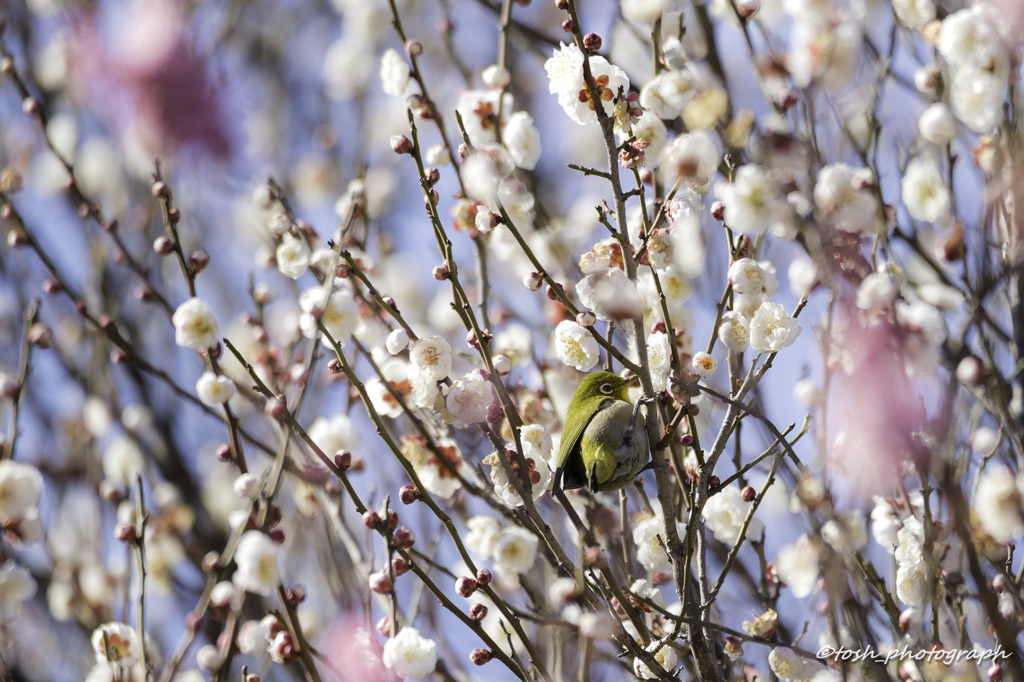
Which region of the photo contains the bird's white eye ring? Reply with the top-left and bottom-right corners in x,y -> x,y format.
600,383 -> 612,395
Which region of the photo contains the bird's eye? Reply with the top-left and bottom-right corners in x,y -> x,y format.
600,383 -> 612,395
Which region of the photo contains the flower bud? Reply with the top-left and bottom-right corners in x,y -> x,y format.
432,265 -> 450,280
386,328 -> 411,354
393,526 -> 416,549
28,322 -> 53,348
583,32 -> 602,52
5,226 -> 26,247
269,527 -> 285,544
22,97 -> 41,118
203,551 -> 222,573
404,39 -> 423,56
470,649 -> 493,666
153,236 -> 174,256
456,576 -> 479,597
736,0 -> 759,17
524,271 -> 544,291
492,354 -> 511,375
680,434 -> 694,447
476,568 -> 493,586
390,135 -> 413,155
399,485 -> 421,504
741,485 -> 756,502
388,509 -> 398,529
561,18 -> 575,32
576,311 -> 596,327
114,522 -> 137,542
583,546 -> 607,570
392,557 -> 410,576
369,569 -> 394,594
426,167 -> 441,185
376,616 -> 392,637
0,57 -> 13,76
482,65 -> 511,89
188,249 -> 210,274
711,201 -> 725,221
215,443 -> 232,462
486,403 -> 503,423
196,644 -> 224,672
469,603 -> 488,621
989,664 -> 1003,681
286,583 -> 307,604
555,0 -> 568,8
151,180 -> 170,198
266,394 -> 288,421
328,358 -> 343,374
708,475 -> 720,487
363,510 -> 382,529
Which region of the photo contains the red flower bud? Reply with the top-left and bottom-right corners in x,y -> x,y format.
399,485 -> 421,504
476,568 -> 493,586
470,649 -> 493,666
741,486 -> 756,502
456,576 -> 479,597
469,603 -> 488,621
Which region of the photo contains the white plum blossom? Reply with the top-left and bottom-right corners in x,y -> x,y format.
918,103 -> 957,145
728,258 -> 776,297
92,622 -> 140,666
424,144 -> 450,166
635,641 -> 678,679
749,301 -> 801,353
382,627 -> 438,680
576,267 -> 642,321
494,323 -> 533,366
172,298 -> 220,352
647,332 -> 672,391
775,534 -> 819,598
545,43 -> 629,125
196,372 -> 236,406
103,436 -> 145,485
692,351 -> 717,377
0,460 -> 43,524
379,48 -> 410,96
503,111 -> 542,170
554,320 -> 600,372
717,165 -> 788,237
718,311 -> 750,352
788,256 -> 818,298
483,440 -> 552,506
950,68 -> 1005,134
456,90 -> 512,147
633,512 -> 672,573
704,486 -> 762,545
622,111 -> 668,168
813,163 -> 879,234
893,0 -> 935,28
661,131 -> 720,194
492,526 -> 539,576
974,467 -> 1024,543
276,233 -> 311,279
901,158 -> 951,224
623,0 -> 676,23
821,511 -> 869,553
769,647 -> 822,682
233,531 -> 280,596
409,336 -> 452,382
520,424 -> 554,463
444,372 -> 495,428
298,286 -> 361,345
639,70 -> 694,120
308,414 -> 359,460
937,6 -> 1003,71
855,273 -> 899,310
465,516 -> 502,559
793,378 -> 821,407
0,561 -> 36,620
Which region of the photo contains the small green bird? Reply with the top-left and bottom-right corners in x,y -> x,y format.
554,371 -> 651,493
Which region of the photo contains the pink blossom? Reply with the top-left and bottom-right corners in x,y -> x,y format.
69,0 -> 231,159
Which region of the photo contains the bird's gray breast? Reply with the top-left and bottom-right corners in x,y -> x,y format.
583,401 -> 649,492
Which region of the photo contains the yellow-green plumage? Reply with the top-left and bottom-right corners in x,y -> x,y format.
555,371 -> 650,493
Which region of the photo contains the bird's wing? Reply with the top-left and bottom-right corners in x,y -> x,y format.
555,395 -> 613,489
